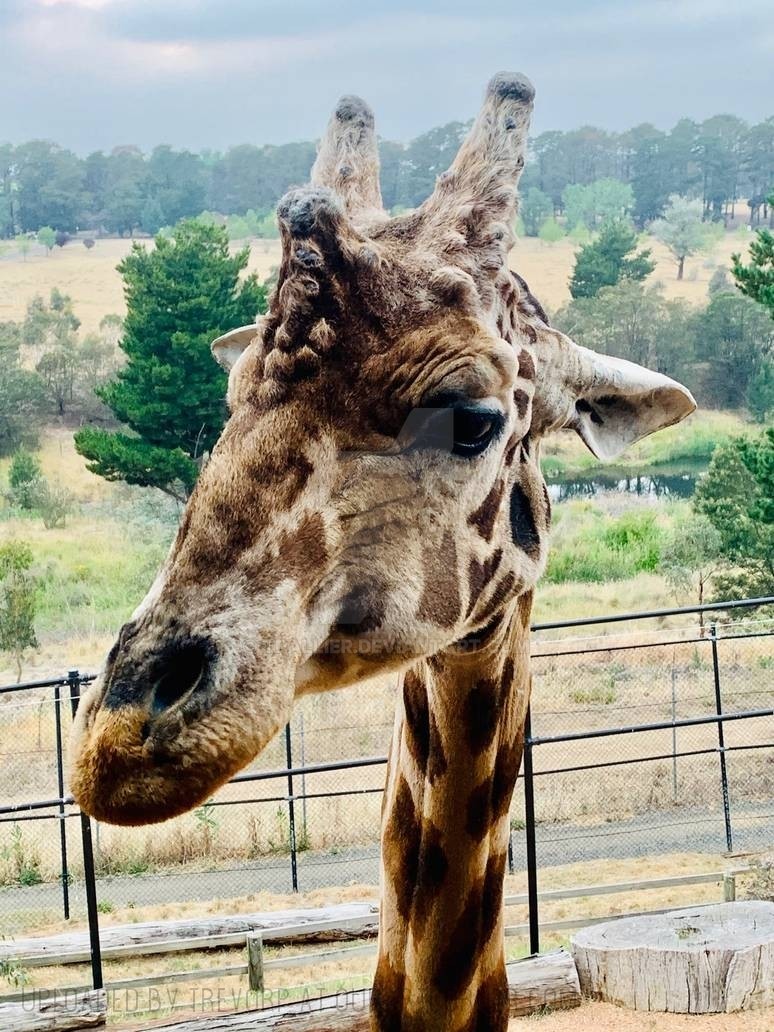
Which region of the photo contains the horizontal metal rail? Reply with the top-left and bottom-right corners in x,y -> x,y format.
531,595 -> 774,632
528,707 -> 773,746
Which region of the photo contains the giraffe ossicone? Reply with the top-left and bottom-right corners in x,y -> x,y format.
71,72 -> 695,1031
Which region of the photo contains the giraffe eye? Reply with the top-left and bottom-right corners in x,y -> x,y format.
451,405 -> 502,457
402,397 -> 504,458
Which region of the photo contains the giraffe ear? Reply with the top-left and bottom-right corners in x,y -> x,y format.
533,331 -> 696,461
562,346 -> 696,461
211,324 -> 260,371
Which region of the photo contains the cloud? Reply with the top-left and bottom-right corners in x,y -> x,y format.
0,0 -> 771,153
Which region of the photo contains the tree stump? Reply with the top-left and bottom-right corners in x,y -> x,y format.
571,901 -> 774,1013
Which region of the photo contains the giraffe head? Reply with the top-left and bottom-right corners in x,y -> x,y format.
70,74 -> 694,825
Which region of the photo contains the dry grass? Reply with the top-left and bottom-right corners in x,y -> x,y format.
8,851 -> 758,1027
0,238 -> 282,334
0,226 -> 749,336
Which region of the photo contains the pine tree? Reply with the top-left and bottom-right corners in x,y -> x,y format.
75,221 -> 266,501
732,194 -> 774,318
569,221 -> 655,299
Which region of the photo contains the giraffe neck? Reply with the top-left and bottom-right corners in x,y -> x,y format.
372,595 -> 533,1032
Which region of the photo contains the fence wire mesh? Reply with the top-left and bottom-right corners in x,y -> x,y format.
0,600 -> 771,996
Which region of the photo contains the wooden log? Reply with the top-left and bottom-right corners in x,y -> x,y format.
246,934 -> 264,993
506,949 -> 581,1016
571,900 -> 774,1013
142,951 -> 580,1030
0,989 -> 106,1031
0,903 -> 379,968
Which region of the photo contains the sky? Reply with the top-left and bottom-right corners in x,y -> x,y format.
3,0 -> 773,153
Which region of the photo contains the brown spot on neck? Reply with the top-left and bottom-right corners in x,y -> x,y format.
402,670 -> 448,785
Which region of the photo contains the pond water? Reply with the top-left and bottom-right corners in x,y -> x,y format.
545,459 -> 706,504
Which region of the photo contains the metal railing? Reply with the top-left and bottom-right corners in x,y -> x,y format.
0,596 -> 771,1002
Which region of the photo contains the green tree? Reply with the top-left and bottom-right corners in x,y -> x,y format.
569,220 -> 654,298
627,123 -> 670,225
660,514 -> 723,630
75,221 -> 267,501
693,290 -> 774,407
140,197 -> 164,236
101,147 -> 148,236
520,187 -> 552,237
651,195 -> 707,280
538,217 -> 565,242
8,450 -> 42,510
0,326 -> 47,456
555,281 -> 693,380
148,146 -> 206,226
732,195 -> 774,317
14,141 -> 85,233
747,361 -> 774,422
694,430 -> 774,602
36,227 -> 55,254
563,179 -> 634,231
0,543 -> 38,683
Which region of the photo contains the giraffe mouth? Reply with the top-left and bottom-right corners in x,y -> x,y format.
70,624 -> 307,826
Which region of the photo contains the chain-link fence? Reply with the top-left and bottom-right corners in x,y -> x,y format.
0,598 -> 772,996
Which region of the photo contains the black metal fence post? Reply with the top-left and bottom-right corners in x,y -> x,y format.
523,707 -> 539,955
67,670 -> 103,990
284,722 -> 299,892
53,684 -> 70,920
709,623 -> 734,852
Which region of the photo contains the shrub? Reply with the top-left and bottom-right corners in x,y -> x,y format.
31,478 -> 75,528
54,231 -> 70,248
538,217 -> 565,242
83,238 -> 95,250
8,449 -> 42,509
545,510 -> 664,583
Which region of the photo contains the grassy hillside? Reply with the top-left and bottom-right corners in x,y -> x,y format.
0,228 -> 750,334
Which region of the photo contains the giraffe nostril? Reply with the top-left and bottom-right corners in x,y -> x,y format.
151,639 -> 212,717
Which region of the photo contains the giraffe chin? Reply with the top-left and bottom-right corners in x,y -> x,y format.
69,682 -> 294,827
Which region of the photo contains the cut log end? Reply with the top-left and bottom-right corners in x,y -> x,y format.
0,988 -> 106,1031
571,901 -> 774,1014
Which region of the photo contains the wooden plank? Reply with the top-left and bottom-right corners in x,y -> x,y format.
263,943 -> 377,971
126,952 -> 580,1030
503,869 -> 738,907
504,903 -> 719,937
0,989 -> 106,1031
2,906 -> 379,969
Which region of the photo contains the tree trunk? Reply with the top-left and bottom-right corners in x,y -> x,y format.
677,255 -> 685,280
572,901 -> 774,1013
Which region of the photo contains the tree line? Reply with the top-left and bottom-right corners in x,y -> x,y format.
1,110 -> 772,239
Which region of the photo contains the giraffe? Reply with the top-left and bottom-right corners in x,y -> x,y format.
70,74 -> 695,1031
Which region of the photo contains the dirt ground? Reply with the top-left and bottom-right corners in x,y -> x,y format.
510,1001 -> 773,1032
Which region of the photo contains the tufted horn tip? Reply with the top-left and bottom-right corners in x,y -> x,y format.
334,94 -> 375,128
277,186 -> 344,237
486,71 -> 535,105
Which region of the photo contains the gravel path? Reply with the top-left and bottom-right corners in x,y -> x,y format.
1,803 -> 770,926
